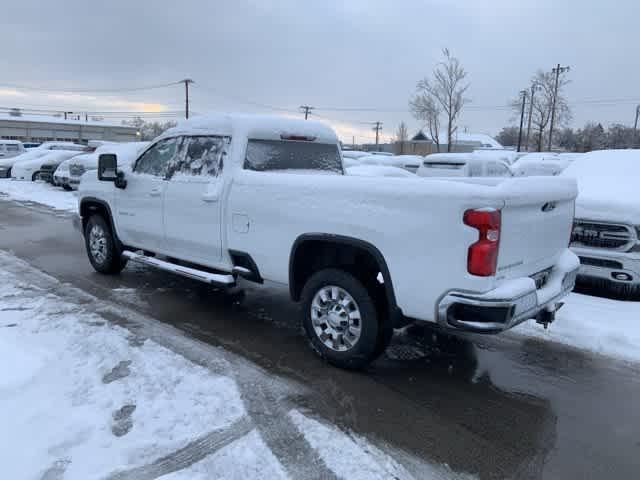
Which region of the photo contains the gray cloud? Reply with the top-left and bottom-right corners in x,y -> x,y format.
1,0 -> 639,141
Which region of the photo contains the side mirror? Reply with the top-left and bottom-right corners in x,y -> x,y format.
98,153 -> 127,189
98,154 -> 118,181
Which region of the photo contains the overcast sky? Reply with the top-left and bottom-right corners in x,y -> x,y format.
1,0 -> 639,143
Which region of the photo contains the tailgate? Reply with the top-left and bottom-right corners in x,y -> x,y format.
495,178 -> 576,280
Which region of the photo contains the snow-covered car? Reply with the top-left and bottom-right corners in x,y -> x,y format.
359,154 -> 423,173
417,153 -> 513,178
22,142 -> 41,149
53,159 -> 74,189
0,149 -> 49,178
75,113 -> 579,369
341,150 -> 370,160
472,149 -> 520,165
563,150 -> 640,298
0,140 -> 25,159
345,165 -> 417,177
67,142 -> 149,190
11,150 -> 83,181
0,141 -> 87,178
512,158 -> 571,177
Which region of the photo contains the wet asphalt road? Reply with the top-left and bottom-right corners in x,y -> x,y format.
1,198 -> 640,480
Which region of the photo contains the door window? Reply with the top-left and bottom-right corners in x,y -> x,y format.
134,137 -> 180,177
167,136 -> 229,179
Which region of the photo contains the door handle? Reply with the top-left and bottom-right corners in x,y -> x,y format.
149,188 -> 162,197
202,192 -> 219,203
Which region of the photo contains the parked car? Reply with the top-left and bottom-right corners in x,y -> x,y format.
0,149 -> 49,178
417,153 -> 513,178
346,165 -> 417,177
359,154 -> 423,173
66,142 -> 149,190
75,113 -> 579,369
341,150 -> 370,160
0,140 -> 25,159
52,158 -> 74,189
512,158 -> 571,177
1,141 -> 87,179
11,150 -> 84,181
563,150 -> 640,298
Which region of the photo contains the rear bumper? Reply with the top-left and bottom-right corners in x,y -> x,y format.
571,246 -> 640,286
437,250 -> 579,333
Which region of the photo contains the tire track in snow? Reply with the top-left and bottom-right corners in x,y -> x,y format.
1,251 -> 341,480
106,416 -> 254,480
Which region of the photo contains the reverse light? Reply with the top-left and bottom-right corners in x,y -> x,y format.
464,209 -> 501,277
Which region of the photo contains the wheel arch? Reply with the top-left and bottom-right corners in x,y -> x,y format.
79,197 -> 123,249
289,233 -> 405,326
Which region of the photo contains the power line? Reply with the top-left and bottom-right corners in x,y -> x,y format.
0,81 -> 182,94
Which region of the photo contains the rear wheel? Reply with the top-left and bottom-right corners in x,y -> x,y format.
63,184 -> 72,191
84,215 -> 127,274
300,268 -> 389,369
31,172 -> 39,181
6,167 -> 11,178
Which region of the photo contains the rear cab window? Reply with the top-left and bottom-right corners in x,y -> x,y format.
244,139 -> 343,174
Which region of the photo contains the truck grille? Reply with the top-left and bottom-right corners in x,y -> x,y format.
69,164 -> 86,177
571,220 -> 636,251
578,257 -> 624,269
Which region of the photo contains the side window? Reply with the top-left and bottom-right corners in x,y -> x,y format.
134,137 -> 180,177
166,136 -> 229,179
486,161 -> 510,177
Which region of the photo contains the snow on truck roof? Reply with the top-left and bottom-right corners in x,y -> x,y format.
163,113 -> 338,144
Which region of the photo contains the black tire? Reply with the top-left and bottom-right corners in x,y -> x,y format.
32,171 -> 39,181
84,215 -> 127,274
6,168 -> 11,178
63,184 -> 72,191
300,268 -> 389,369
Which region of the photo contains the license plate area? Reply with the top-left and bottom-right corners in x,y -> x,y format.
530,268 -> 552,290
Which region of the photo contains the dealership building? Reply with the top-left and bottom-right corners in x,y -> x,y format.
0,114 -> 138,144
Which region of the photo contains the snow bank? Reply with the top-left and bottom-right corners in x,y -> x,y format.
512,292 -> 640,364
0,178 -> 78,211
561,149 -> 640,224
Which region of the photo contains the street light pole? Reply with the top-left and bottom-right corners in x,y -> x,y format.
548,64 -> 569,151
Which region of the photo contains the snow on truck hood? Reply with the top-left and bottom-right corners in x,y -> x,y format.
561,149 -> 640,224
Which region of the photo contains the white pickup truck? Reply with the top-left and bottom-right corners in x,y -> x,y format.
75,114 -> 579,369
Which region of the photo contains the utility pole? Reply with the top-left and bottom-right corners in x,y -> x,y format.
299,105 -> 315,120
372,122 -> 383,151
634,105 -> 640,148
517,90 -> 527,152
180,78 -> 194,119
548,64 -> 569,151
525,83 -> 539,152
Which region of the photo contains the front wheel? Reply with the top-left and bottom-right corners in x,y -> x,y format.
300,269 -> 388,369
84,215 -> 127,274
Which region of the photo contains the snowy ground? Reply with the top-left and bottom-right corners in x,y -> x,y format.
0,178 -> 78,212
0,251 -> 456,480
512,292 -> 640,365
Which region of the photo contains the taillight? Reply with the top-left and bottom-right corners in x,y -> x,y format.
464,209 -> 501,277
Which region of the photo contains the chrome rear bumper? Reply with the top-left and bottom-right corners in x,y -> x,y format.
437,251 -> 579,333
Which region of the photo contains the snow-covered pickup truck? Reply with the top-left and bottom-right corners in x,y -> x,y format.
74,114 -> 579,369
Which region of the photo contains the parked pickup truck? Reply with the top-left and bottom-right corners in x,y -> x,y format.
74,114 -> 580,369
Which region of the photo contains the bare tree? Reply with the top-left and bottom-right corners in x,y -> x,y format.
395,121 -> 409,154
513,70 -> 571,151
123,117 -> 177,140
410,94 -> 441,151
410,49 -> 469,152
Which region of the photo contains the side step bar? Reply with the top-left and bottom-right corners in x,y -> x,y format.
122,251 -> 235,286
